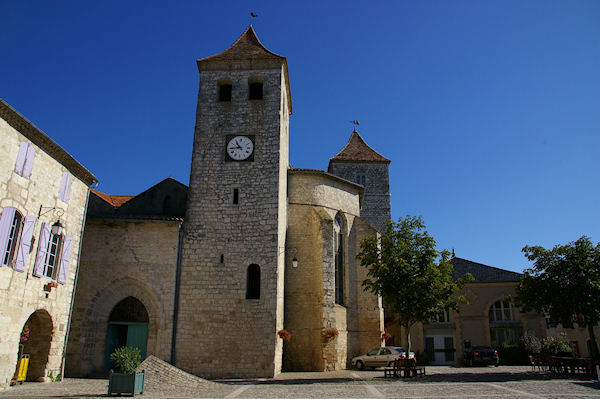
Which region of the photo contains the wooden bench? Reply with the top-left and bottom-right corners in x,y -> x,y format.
383,358 -> 426,378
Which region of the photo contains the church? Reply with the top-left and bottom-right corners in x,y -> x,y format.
65,25 -> 391,378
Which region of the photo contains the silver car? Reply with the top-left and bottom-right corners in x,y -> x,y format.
351,346 -> 415,370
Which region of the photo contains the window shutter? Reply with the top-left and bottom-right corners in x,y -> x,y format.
15,142 -> 28,175
63,173 -> 72,203
33,223 -> 50,277
22,144 -> 35,179
57,235 -> 72,284
0,207 -> 16,266
14,216 -> 36,272
58,172 -> 67,201
58,172 -> 72,203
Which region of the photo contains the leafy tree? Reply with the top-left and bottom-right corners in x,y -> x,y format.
514,236 -> 600,359
357,215 -> 473,356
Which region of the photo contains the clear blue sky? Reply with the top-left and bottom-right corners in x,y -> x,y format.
2,1 -> 599,273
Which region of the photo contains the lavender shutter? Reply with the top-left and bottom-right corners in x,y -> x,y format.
14,142 -> 28,175
58,172 -> 67,201
57,235 -> 72,284
22,144 -> 35,179
14,216 -> 36,272
63,173 -> 72,203
33,223 -> 50,277
0,207 -> 16,266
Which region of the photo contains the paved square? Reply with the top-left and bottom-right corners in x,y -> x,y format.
1,366 -> 598,398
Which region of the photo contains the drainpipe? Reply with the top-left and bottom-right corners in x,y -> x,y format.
60,181 -> 95,381
170,221 -> 184,364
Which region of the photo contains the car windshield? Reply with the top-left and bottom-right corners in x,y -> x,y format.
367,349 -> 379,356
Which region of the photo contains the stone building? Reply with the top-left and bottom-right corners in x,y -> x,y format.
65,26 -> 386,378
385,256 -> 547,365
0,99 -> 97,387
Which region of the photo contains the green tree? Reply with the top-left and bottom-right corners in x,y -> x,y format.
514,236 -> 600,359
357,215 -> 473,356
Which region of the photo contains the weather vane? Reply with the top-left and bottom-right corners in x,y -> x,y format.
250,12 -> 258,25
350,120 -> 360,131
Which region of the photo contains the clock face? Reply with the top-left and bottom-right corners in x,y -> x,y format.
226,135 -> 254,161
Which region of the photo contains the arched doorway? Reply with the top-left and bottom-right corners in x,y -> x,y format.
104,297 -> 149,371
19,310 -> 53,381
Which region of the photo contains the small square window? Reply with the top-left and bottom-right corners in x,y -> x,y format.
249,82 -> 263,100
219,84 -> 232,102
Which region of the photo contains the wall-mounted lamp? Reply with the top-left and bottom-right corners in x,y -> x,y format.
292,257 -> 299,268
38,205 -> 65,235
51,220 -> 63,236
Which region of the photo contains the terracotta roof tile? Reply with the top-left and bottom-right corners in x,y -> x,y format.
330,130 -> 390,164
91,189 -> 134,208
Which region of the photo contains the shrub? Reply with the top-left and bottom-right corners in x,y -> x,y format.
110,347 -> 142,374
497,342 -> 528,365
415,351 -> 429,366
521,331 -> 542,355
542,333 -> 572,357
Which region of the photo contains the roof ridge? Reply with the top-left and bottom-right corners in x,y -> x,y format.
91,189 -> 134,207
451,257 -> 522,275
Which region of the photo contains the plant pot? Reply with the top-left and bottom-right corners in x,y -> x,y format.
108,369 -> 144,396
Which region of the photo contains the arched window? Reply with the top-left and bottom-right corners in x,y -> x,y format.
489,300 -> 515,322
489,300 -> 520,346
1,207 -> 23,266
246,264 -> 260,299
334,215 -> 344,305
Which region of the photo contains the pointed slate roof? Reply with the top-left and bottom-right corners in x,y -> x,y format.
198,25 -> 285,63
450,257 -> 521,283
329,129 -> 390,165
197,25 -> 292,113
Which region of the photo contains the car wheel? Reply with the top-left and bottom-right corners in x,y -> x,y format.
495,363 -> 499,367
356,360 -> 364,370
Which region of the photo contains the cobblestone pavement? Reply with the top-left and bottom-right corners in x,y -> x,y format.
1,366 -> 598,398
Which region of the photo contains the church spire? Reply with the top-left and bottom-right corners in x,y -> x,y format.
329,129 -> 390,165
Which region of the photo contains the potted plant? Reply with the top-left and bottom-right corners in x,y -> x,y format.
108,346 -> 144,396
322,328 -> 339,341
278,329 -> 292,342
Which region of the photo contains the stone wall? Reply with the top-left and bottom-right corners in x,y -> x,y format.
65,219 -> 179,377
0,114 -> 90,386
284,172 -> 383,371
387,281 -> 546,364
328,163 -> 390,233
177,61 -> 289,378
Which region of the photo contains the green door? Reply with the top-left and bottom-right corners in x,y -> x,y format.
104,322 -> 148,371
126,322 -> 148,360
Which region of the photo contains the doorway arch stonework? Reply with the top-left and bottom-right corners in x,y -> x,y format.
77,277 -> 161,376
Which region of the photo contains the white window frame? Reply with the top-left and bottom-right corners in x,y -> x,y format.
43,233 -> 62,279
2,210 -> 22,266
489,300 -> 515,322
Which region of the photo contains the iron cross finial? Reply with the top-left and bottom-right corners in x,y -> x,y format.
250,12 -> 258,25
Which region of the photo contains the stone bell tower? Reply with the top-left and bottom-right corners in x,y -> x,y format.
175,26 -> 291,378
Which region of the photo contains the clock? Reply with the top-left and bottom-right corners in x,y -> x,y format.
226,135 -> 254,161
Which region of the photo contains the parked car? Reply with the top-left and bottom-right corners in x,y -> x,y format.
352,346 -> 415,370
464,346 -> 499,366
